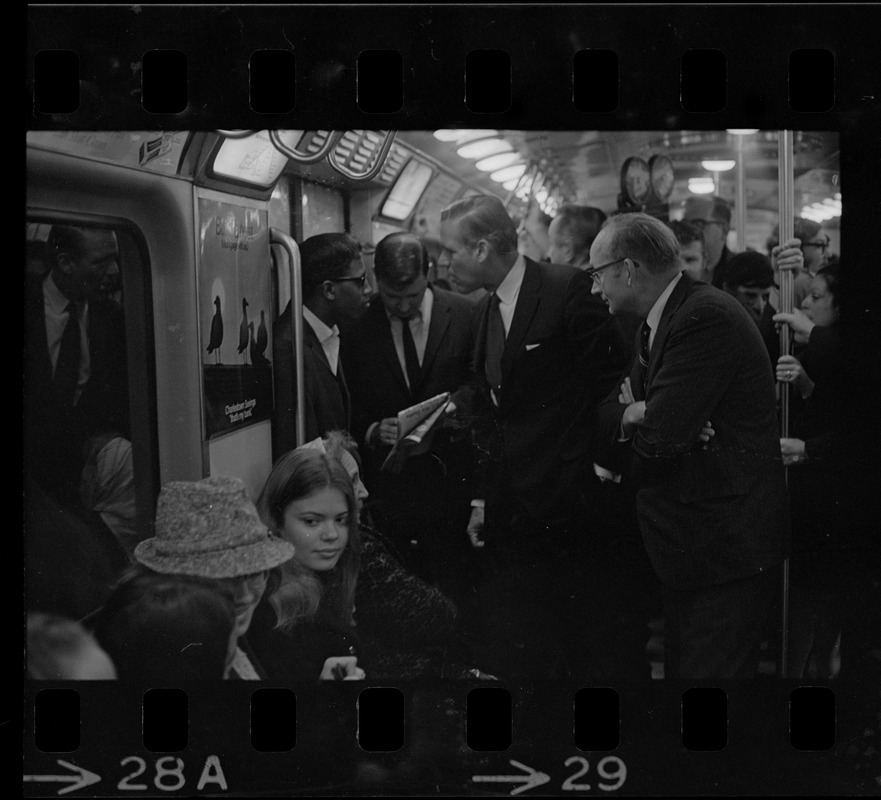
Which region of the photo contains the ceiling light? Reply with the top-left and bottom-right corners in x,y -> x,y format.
457,138 -> 512,160
701,160 -> 736,172
726,129 -> 760,135
688,177 -> 716,194
476,152 -> 522,172
491,164 -> 527,183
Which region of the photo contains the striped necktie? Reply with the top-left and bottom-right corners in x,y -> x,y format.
400,315 -> 421,397
637,321 -> 651,395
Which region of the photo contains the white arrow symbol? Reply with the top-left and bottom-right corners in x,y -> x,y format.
23,759 -> 101,795
472,759 -> 551,795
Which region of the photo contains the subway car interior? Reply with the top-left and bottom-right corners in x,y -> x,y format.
25,127 -> 850,679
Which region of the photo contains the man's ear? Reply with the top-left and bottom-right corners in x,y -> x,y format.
321,280 -> 336,301
475,239 -> 489,263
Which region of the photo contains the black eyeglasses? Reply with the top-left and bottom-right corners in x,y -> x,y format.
330,273 -> 368,287
585,257 -> 628,284
800,241 -> 828,252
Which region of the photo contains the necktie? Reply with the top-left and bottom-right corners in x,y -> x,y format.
636,321 -> 651,396
485,293 -> 505,394
55,301 -> 81,405
401,316 -> 421,396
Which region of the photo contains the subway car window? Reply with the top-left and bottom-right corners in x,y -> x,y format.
24,221 -> 153,621
300,180 -> 346,238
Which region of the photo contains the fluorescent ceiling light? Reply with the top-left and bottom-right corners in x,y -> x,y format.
701,160 -> 736,171
688,177 -> 716,194
491,163 -> 527,183
475,152 -> 522,172
457,138 -> 512,160
726,129 -> 760,135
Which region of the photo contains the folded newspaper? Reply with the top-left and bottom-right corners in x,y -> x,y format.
381,391 -> 451,474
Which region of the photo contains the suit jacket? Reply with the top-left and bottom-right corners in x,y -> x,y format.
468,258 -> 627,531
272,303 -> 350,459
341,286 -> 476,529
25,273 -> 129,500
595,273 -> 790,590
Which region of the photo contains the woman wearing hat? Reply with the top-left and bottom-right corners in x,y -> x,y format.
131,475 -> 295,679
250,449 -> 366,681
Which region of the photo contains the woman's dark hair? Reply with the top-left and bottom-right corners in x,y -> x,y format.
815,261 -> 841,306
92,572 -> 235,681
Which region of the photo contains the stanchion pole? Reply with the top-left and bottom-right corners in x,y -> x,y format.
777,130 -> 794,679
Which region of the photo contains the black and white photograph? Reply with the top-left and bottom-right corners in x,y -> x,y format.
23,4 -> 881,796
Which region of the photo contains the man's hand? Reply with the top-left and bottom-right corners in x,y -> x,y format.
773,308 -> 815,344
372,417 -> 399,447
771,238 -> 805,273
621,400 -> 646,437
618,376 -> 635,405
698,420 -> 715,444
320,656 -> 366,681
467,505 -> 485,549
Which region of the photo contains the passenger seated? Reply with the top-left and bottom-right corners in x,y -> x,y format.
26,612 -> 117,680
129,475 -> 296,679
322,430 -> 495,680
251,447 -> 366,681
91,571 -> 237,681
80,433 -> 140,560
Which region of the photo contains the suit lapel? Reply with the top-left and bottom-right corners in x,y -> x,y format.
645,273 -> 694,390
502,258 -> 541,382
421,288 -> 451,389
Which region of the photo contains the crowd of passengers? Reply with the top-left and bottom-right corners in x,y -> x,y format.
25,196 -> 878,685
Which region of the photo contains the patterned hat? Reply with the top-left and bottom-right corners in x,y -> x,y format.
134,475 -> 294,578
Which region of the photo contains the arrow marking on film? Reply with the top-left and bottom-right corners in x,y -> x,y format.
23,760 -> 101,795
472,759 -> 551,795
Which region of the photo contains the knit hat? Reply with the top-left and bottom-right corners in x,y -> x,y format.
134,476 -> 294,578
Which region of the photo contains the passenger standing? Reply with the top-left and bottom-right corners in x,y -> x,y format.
438,194 -> 629,682
272,233 -> 371,458
592,212 -> 789,680
25,225 -> 129,505
341,232 -> 476,598
547,204 -> 607,269
681,195 -> 733,289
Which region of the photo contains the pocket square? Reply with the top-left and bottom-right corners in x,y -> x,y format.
525,343 -> 541,351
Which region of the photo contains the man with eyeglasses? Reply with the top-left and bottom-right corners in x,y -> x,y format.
272,232 -> 371,457
591,212 -> 790,680
682,195 -> 733,289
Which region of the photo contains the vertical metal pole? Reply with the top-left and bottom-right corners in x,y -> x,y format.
777,129 -> 795,678
734,135 -> 746,252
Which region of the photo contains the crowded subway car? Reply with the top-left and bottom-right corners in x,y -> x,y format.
24,128 -> 878,685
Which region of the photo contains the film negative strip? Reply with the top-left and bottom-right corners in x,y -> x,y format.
23,4 -> 881,797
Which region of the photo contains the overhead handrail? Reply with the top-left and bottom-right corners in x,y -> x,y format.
270,229 -> 305,446
327,130 -> 397,182
215,130 -> 259,139
269,130 -> 345,165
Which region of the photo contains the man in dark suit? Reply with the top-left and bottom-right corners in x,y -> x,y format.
25,225 -> 128,505
591,212 -> 791,680
342,232 -> 476,598
438,195 -> 630,682
272,233 -> 371,459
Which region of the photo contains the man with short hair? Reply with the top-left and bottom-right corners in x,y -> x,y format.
439,194 -> 630,681
592,212 -> 791,680
682,195 -> 732,288
722,251 -> 775,328
25,225 -> 129,503
272,232 -> 371,458
547,204 -> 608,268
666,219 -> 708,281
341,232 -> 476,596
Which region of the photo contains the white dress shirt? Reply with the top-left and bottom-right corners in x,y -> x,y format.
303,306 -> 340,375
387,286 -> 433,390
